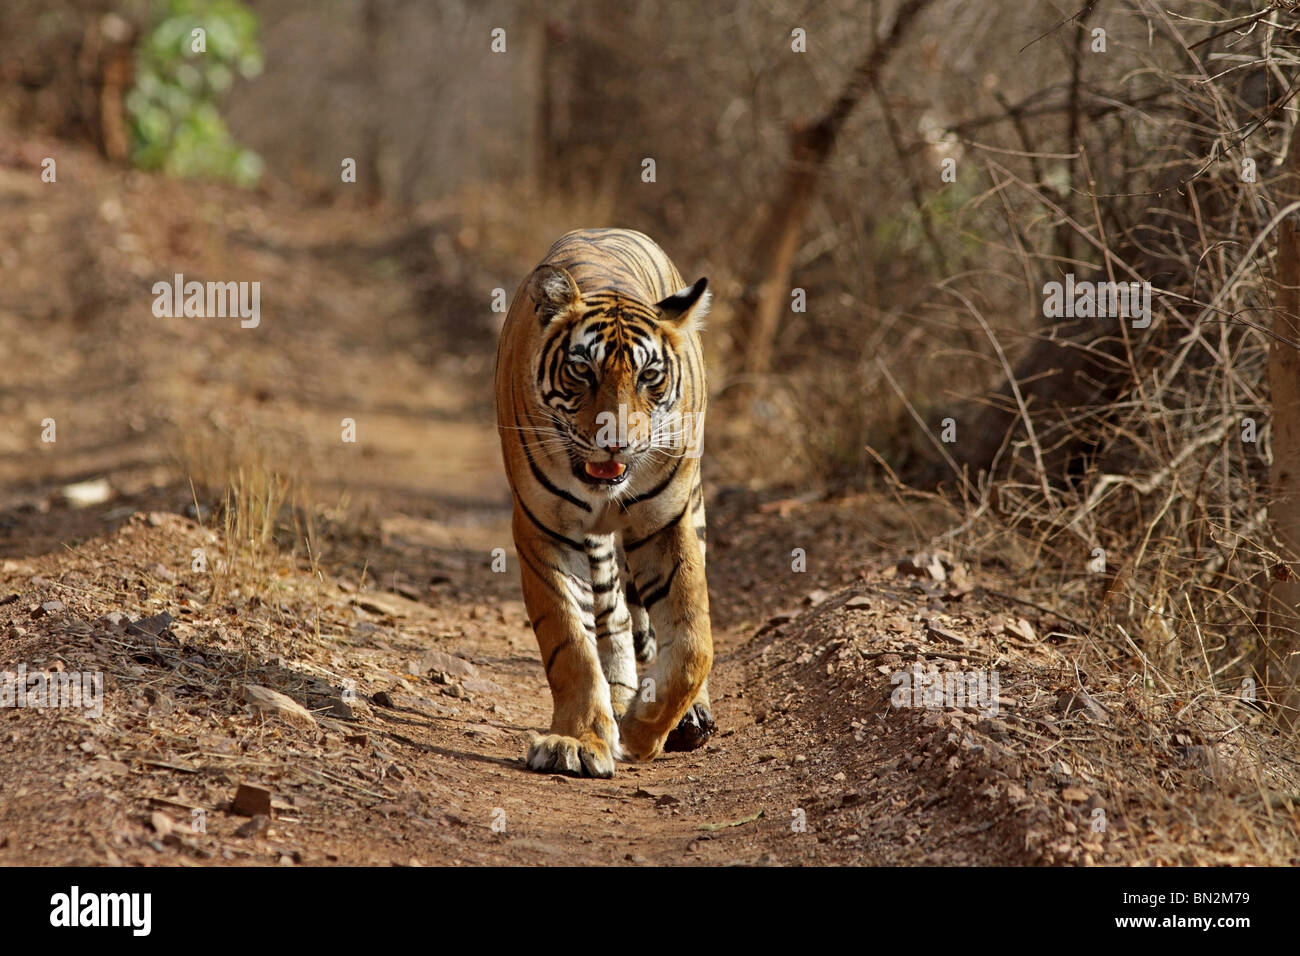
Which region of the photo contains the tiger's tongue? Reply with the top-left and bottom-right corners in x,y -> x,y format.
585,460 -> 627,480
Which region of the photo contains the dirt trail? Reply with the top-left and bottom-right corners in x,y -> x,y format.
1,138 -> 1294,867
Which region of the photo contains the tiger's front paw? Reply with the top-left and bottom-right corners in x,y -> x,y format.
526,731 -> 616,778
664,702 -> 716,752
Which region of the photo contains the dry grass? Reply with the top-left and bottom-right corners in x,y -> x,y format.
173,424 -> 346,674
950,3 -> 1300,858
700,1 -> 1300,857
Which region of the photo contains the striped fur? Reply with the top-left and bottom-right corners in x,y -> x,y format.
494,228 -> 715,777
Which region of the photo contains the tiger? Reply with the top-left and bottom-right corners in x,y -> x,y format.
494,227 -> 716,778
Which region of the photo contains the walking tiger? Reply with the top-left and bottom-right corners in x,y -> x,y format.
494,228 -> 715,777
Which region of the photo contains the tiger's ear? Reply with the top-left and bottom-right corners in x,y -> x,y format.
526,265 -> 581,324
655,277 -> 710,329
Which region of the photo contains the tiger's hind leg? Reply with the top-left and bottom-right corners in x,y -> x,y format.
618,499 -> 713,760
588,534 -> 638,720
665,679 -> 714,751
623,548 -> 713,751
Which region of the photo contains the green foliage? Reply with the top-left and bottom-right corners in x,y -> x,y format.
126,0 -> 264,186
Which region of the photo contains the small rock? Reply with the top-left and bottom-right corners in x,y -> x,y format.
235,814 -> 271,838
127,611 -> 174,637
151,563 -> 177,583
242,685 -> 317,728
844,595 -> 873,609
394,582 -> 422,601
62,478 -> 112,508
351,591 -> 425,618
150,811 -> 175,837
318,695 -> 369,720
1061,786 -> 1091,804
409,649 -> 478,679
6,626 -> 26,639
976,718 -> 1010,740
231,784 -> 273,817
372,691 -> 396,708
926,621 -> 965,645
461,677 -> 504,695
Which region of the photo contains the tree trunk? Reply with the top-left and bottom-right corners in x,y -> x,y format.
360,0 -> 384,205
77,12 -> 137,163
1260,124 -> 1300,732
729,0 -> 932,381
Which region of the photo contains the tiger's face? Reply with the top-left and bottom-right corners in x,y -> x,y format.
527,265 -> 709,495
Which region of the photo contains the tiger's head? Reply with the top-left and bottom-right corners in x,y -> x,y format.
525,264 -> 709,495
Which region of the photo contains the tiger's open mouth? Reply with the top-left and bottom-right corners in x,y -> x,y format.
577,459 -> 628,486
